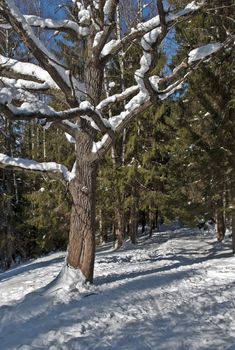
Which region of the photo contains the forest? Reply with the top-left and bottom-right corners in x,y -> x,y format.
0,0 -> 234,278
0,1 -> 235,349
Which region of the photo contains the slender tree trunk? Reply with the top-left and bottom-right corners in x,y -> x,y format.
215,200 -> 225,242
4,169 -> 15,269
231,181 -> 235,254
155,208 -> 159,232
149,211 -> 155,237
2,121 -> 17,269
230,106 -> 235,253
231,183 -> 235,253
110,146 -> 126,249
99,209 -> 108,244
232,210 -> 235,254
114,205 -> 125,248
129,199 -> 138,244
140,210 -> 146,234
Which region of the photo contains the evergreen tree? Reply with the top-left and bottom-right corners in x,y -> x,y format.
168,0 -> 235,239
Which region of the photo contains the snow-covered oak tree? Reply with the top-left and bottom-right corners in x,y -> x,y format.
0,0 -> 231,288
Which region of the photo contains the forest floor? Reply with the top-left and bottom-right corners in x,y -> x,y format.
0,228 -> 235,350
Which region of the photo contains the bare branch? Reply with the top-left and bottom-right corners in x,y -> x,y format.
53,121 -> 78,139
157,0 -> 167,36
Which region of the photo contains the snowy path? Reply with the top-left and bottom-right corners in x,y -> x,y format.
0,229 -> 235,350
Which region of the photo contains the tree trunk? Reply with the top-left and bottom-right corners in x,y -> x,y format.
229,178 -> 235,254
230,114 -> 235,252
66,54 -> 103,283
149,210 -> 155,237
99,209 -> 108,244
215,206 -> 225,242
2,121 -> 17,269
232,210 -> 235,254
67,137 -> 97,283
140,210 -> 146,234
155,208 -> 159,232
231,183 -> 235,254
129,197 -> 138,244
114,206 -> 125,249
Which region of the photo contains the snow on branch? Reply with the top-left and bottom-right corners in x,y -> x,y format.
92,99 -> 151,159
0,95 -> 114,139
24,15 -> 88,37
0,54 -> 59,90
0,153 -> 75,181
0,0 -> 231,164
92,77 -> 182,157
0,98 -> 88,120
0,76 -> 55,92
160,40 -> 230,95
100,1 -> 204,60
0,0 -> 80,106
0,15 -> 88,36
188,42 -> 223,63
92,0 -> 118,60
96,85 -> 139,111
92,38 -> 230,158
98,1 -> 206,112
149,39 -> 231,97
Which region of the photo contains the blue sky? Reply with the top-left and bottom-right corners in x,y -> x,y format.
15,0 -> 70,19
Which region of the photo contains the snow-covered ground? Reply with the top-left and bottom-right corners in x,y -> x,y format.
0,228 -> 235,350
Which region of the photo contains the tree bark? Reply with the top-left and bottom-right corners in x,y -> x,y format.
114,206 -> 125,248
232,210 -> 235,254
140,210 -> 146,234
215,205 -> 225,242
129,197 -> 138,244
65,52 -> 103,283
67,136 -> 97,283
149,210 -> 156,237
99,209 -> 108,244
229,106 -> 235,253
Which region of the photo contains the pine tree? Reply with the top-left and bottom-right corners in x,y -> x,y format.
168,0 -> 235,239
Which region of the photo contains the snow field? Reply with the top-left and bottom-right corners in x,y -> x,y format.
0,228 -> 235,350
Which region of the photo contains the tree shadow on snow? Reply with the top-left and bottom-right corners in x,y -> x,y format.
0,255 -> 64,282
1,267 -> 233,350
0,235 -> 234,349
0,265 -> 202,349
94,242 -> 233,287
